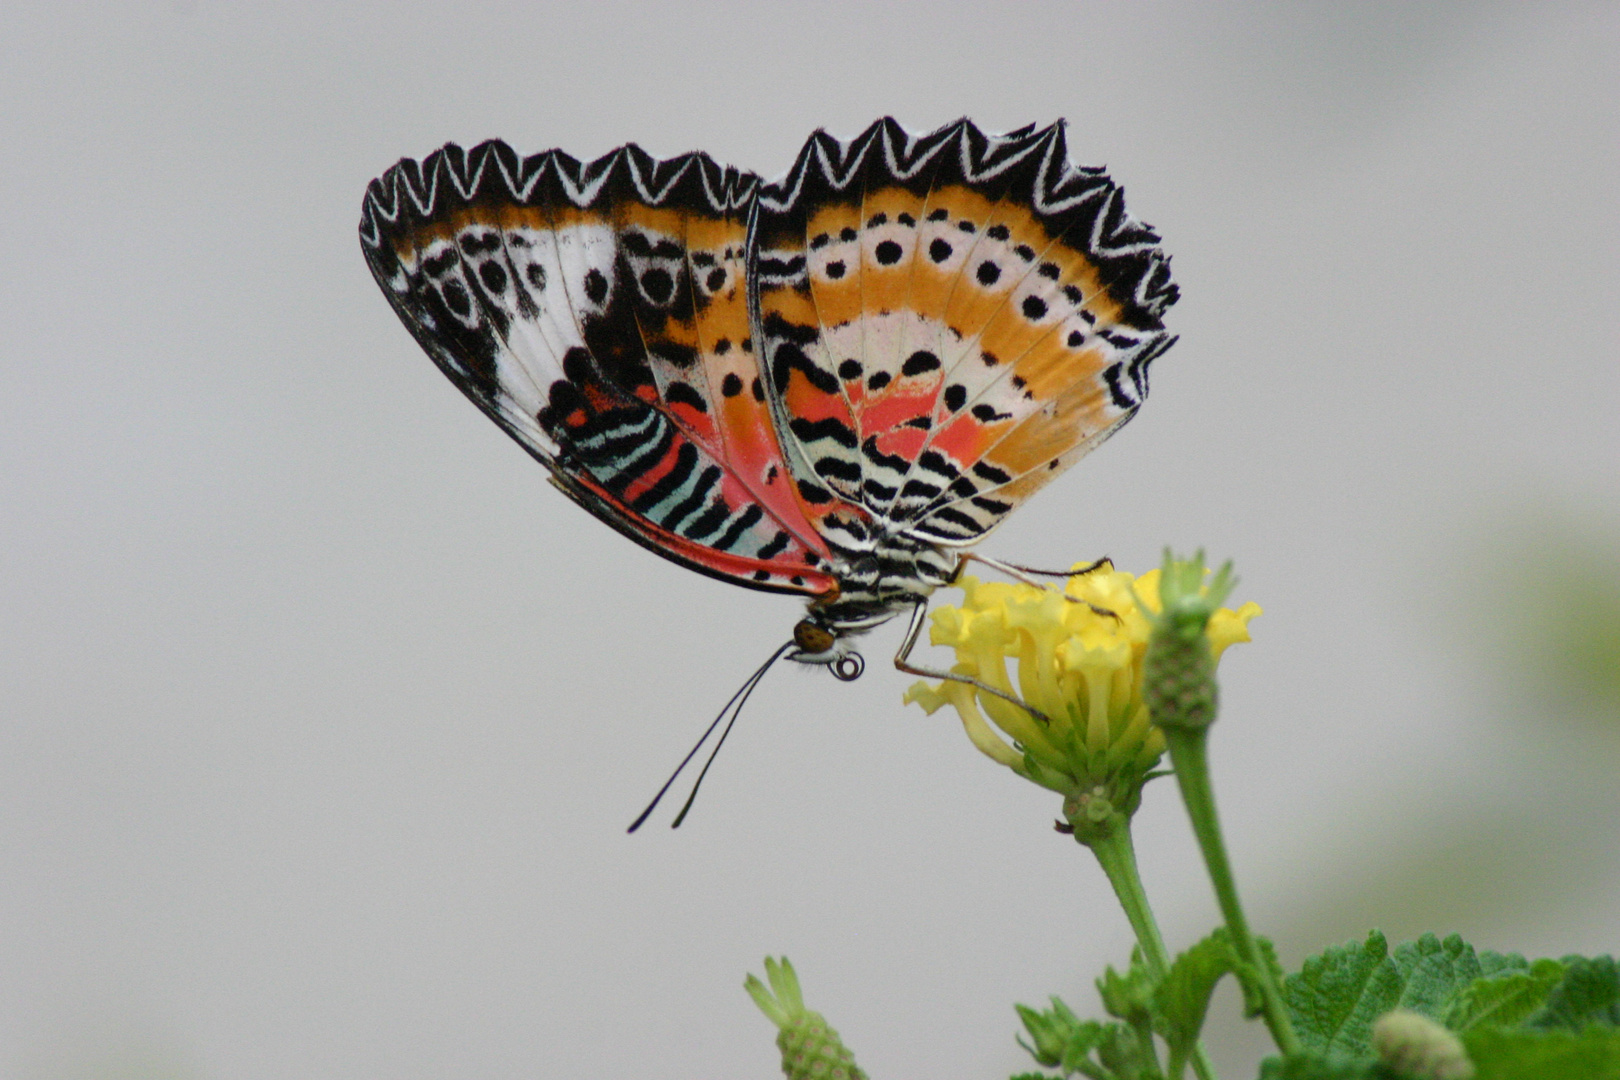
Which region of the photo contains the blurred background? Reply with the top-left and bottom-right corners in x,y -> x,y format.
1,2 -> 1616,1077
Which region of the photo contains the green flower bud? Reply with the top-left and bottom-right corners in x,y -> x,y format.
746,957 -> 867,1080
1142,551 -> 1247,733
1097,955 -> 1156,1026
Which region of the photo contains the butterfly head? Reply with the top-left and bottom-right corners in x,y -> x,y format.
788,618 -> 866,682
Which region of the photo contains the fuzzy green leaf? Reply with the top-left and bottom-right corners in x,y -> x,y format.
1285,932 -> 1506,1056
1464,1024 -> 1620,1079
1525,956 -> 1620,1032
1442,958 -> 1567,1032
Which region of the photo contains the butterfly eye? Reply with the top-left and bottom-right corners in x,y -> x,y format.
830,653 -> 865,682
792,619 -> 836,655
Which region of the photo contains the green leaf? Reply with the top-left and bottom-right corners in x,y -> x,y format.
1475,950 -> 1534,980
1154,929 -> 1242,1071
1442,958 -> 1566,1032
1284,932 -> 1504,1056
1464,1024 -> 1620,1079
1255,1052 -> 1387,1079
1526,956 -> 1620,1032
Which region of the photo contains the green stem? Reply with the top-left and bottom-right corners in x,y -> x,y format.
1162,729 -> 1301,1057
1088,820 -> 1220,1080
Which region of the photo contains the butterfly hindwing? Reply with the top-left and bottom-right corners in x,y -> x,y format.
360,140 -> 837,595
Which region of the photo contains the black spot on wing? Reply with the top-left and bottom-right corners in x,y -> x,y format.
441,281 -> 472,317
478,261 -> 508,293
640,267 -> 675,305
971,461 -> 1012,484
813,456 -> 862,483
901,350 -> 940,377
757,530 -> 791,560
766,313 -> 839,395
789,416 -> 858,449
796,479 -> 835,505
663,380 -> 707,413
684,496 -> 733,541
583,268 -> 609,305
861,436 -> 909,473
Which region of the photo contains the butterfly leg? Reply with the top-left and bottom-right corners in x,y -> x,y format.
954,552 -> 1113,585
892,600 -> 1054,725
952,553 -> 1119,620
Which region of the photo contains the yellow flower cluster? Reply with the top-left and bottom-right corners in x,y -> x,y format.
905,564 -> 1261,800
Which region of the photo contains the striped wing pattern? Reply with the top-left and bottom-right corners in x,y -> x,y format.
360,141 -> 838,595
359,119 -> 1177,617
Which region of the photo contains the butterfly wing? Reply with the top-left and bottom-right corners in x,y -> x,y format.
360,140 -> 837,595
752,118 -> 1178,553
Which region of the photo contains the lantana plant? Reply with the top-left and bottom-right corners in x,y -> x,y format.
745,553 -> 1620,1080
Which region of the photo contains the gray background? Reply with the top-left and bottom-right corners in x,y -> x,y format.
2,2 -> 1617,1077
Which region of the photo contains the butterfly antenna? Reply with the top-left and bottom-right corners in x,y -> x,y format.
626,641 -> 793,833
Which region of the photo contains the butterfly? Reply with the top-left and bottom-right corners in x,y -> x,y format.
359,117 -> 1177,685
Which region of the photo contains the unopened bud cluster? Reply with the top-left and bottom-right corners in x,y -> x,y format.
1142,553 -> 1245,733
747,957 -> 867,1080
1142,606 -> 1220,732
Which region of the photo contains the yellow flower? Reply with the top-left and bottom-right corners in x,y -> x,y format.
904,562 -> 1261,821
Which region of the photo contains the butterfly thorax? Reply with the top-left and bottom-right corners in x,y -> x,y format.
814,529 -> 956,629
782,526 -> 957,678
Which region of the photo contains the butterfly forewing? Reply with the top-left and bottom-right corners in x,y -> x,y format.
745,120 -> 1178,556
